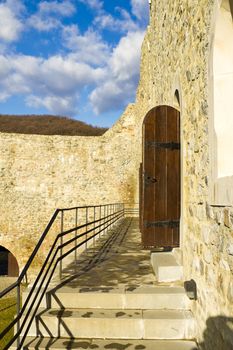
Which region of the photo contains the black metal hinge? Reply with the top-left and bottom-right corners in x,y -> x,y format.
146,141 -> 180,150
144,220 -> 179,228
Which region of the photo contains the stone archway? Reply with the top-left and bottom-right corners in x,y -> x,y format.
0,246 -> 19,277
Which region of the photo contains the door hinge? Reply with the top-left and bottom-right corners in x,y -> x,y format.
146,141 -> 180,150
144,220 -> 179,228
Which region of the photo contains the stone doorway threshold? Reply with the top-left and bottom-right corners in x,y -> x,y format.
151,250 -> 183,283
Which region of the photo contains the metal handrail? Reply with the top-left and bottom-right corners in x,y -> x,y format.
0,203 -> 125,349
123,204 -> 139,216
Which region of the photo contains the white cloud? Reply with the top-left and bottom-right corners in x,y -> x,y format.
90,1 -> 149,33
94,9 -> 138,33
0,53 -> 106,115
11,55 -> 42,76
26,94 -> 78,116
38,55 -> 106,92
4,72 -> 29,95
62,25 -> 110,66
5,0 -> 25,15
90,80 -> 133,115
131,0 -> 149,22
28,0 -> 75,32
89,30 -> 144,114
27,15 -> 60,31
0,2 -> 23,42
110,31 -> 144,81
0,92 -> 10,102
8,54 -> 106,94
0,55 -> 11,78
39,1 -> 76,16
79,0 -> 103,11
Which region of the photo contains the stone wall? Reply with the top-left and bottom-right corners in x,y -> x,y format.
133,1 -> 233,349
0,104 -> 140,271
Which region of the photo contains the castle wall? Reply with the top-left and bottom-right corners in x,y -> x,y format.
132,1 -> 233,349
0,104 -> 140,271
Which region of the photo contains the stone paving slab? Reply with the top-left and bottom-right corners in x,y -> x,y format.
23,284 -> 190,310
42,308 -> 143,319
49,285 -> 186,294
11,337 -> 199,349
28,308 -> 195,339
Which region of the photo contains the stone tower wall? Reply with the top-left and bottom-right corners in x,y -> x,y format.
133,1 -> 233,349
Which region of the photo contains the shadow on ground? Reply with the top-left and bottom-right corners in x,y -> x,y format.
50,218 -> 156,294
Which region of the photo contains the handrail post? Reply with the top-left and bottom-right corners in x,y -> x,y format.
104,204 -> 108,234
99,206 -> 101,238
110,204 -> 112,228
59,210 -> 64,280
109,204 -> 111,228
110,204 -> 112,229
93,206 -> 96,246
111,204 -> 114,228
17,283 -> 20,349
75,208 -> 78,263
85,207 -> 88,250
112,204 -> 114,229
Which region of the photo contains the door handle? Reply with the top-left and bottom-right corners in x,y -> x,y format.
145,175 -> 157,184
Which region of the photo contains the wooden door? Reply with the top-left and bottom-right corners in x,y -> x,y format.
141,106 -> 180,249
139,163 -> 142,232
8,252 -> 19,277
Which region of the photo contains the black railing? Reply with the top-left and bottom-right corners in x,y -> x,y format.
124,203 -> 139,217
0,203 -> 126,350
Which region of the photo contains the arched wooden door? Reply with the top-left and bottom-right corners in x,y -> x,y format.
140,105 -> 180,249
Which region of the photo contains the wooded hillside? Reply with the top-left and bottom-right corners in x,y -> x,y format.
0,115 -> 108,136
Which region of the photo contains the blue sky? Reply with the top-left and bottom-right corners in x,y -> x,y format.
0,0 -> 149,127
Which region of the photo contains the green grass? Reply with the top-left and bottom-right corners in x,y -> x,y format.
0,296 -> 17,349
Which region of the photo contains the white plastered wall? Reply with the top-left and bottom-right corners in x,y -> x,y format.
212,0 -> 233,204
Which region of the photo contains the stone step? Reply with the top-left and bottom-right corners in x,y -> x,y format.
27,308 -> 196,339
11,337 -> 198,349
151,252 -> 183,282
23,285 -> 191,310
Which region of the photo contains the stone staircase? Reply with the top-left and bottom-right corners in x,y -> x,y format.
12,218 -> 198,349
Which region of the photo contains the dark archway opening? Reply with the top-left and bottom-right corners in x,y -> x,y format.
174,89 -> 180,107
0,246 -> 19,277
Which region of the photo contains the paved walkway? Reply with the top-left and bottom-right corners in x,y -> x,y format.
52,218 -> 157,290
